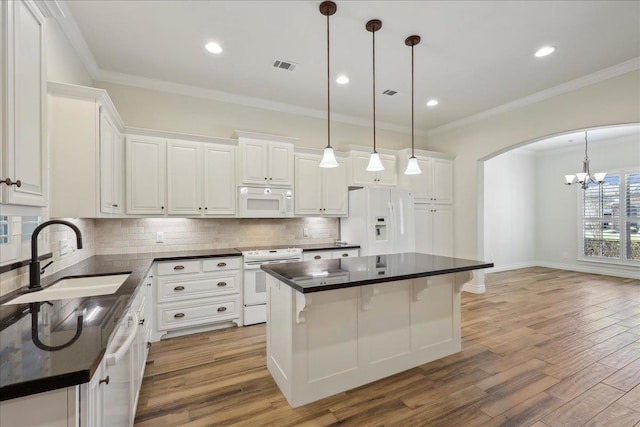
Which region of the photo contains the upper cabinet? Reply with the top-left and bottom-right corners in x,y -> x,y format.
49,83 -> 125,218
126,135 -> 167,215
398,149 -> 454,204
350,150 -> 397,187
1,1 -> 47,207
235,131 -> 295,186
294,152 -> 348,217
166,139 -> 236,216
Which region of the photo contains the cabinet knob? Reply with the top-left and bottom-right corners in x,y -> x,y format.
174,285 -> 185,291
217,262 -> 227,268
217,281 -> 227,287
198,207 -> 202,210
174,313 -> 185,318
217,306 -> 227,312
138,318 -> 145,325
342,253 -> 349,257
147,342 -> 152,349
314,255 -> 321,260
161,206 -> 165,210
269,177 -> 272,180
0,178 -> 21,187
173,265 -> 185,270
264,177 -> 268,180
99,376 -> 110,385
205,207 -> 208,210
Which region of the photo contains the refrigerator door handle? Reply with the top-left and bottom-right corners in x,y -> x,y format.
398,200 -> 405,235
389,202 -> 396,251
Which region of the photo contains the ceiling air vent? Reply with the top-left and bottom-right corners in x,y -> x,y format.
382,90 -> 397,96
273,60 -> 298,72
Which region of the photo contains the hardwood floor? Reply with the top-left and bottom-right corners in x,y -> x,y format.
135,268 -> 640,426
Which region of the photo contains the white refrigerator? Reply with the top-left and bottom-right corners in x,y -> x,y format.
340,187 -> 415,256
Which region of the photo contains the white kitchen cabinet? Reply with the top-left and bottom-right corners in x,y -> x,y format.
167,139 -> 236,216
398,149 -> 454,204
350,150 -> 397,187
152,256 -> 243,341
415,204 -> 453,257
100,113 -> 124,214
49,83 -> 125,218
235,131 -> 296,186
1,0 -> 47,207
294,152 -> 348,217
302,248 -> 359,262
126,135 -> 167,215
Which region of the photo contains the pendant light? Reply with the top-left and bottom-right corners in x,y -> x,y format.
404,35 -> 422,175
366,19 -> 384,172
319,1 -> 339,168
564,131 -> 606,189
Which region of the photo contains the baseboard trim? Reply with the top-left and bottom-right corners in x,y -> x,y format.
535,261 -> 640,280
484,262 -> 537,274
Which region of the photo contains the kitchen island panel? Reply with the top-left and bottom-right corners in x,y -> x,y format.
267,274 -> 462,408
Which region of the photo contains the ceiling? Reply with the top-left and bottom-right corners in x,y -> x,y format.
64,1 -> 640,132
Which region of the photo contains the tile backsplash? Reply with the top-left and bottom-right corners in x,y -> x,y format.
94,217 -> 339,254
0,216 -> 340,297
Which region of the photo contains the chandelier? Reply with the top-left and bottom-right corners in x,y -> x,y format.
564,131 -> 606,189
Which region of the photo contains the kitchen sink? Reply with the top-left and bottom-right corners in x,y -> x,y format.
3,273 -> 131,305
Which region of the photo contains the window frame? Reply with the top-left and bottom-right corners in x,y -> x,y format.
577,167 -> 640,266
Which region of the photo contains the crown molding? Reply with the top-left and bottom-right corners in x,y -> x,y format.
48,81 -> 125,130
126,126 -> 237,146
35,0 -> 64,19
54,1 -> 100,77
428,57 -> 640,137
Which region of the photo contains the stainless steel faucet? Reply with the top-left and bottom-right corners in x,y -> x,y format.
29,220 -> 83,290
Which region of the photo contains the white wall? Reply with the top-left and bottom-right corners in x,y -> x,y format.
92,81 -> 425,152
484,149 -> 537,272
535,134 -> 640,277
425,69 -> 640,290
45,19 -> 92,86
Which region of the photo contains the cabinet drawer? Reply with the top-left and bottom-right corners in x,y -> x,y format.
333,249 -> 359,259
303,251 -> 333,261
157,260 -> 200,276
157,298 -> 239,331
202,257 -> 241,272
157,272 -> 239,303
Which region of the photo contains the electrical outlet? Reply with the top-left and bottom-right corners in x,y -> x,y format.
303,227 -> 309,238
60,239 -> 71,256
156,231 -> 164,243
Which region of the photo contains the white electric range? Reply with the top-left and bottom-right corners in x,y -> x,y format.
241,247 -> 303,325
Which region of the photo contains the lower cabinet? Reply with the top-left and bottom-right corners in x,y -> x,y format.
151,256 -> 242,341
302,249 -> 359,261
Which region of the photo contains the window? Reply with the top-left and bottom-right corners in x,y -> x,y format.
580,169 -> 640,264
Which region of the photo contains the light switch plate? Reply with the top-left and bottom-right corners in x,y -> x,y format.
156,231 -> 164,243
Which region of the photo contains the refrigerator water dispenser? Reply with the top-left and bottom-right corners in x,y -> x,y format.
375,217 -> 387,241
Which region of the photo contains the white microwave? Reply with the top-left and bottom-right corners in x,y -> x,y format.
238,187 -> 294,218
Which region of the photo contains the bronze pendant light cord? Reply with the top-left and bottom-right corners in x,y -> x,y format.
406,35 -> 420,158
319,1 -> 337,169
366,20 -> 382,153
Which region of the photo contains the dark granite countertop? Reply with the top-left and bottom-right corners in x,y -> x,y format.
261,252 -> 494,294
0,248 -> 241,401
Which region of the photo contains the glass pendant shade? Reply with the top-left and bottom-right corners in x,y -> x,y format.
366,152 -> 384,171
594,172 -> 607,183
404,156 -> 422,175
564,175 -> 576,185
319,146 -> 339,168
576,172 -> 588,183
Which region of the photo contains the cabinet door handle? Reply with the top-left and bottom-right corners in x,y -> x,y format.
217,262 -> 227,268
314,255 -> 321,260
217,306 -> 227,312
99,376 -> 110,385
0,178 -> 21,187
217,282 -> 227,287
138,318 -> 145,325
342,253 -> 349,257
174,313 -> 185,318
174,285 -> 185,291
112,204 -> 119,207
173,265 -> 185,270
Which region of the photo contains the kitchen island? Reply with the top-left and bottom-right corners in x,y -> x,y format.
261,252 -> 493,408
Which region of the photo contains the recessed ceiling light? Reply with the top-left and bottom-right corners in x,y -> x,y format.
205,42 -> 223,54
336,74 -> 349,85
426,99 -> 439,107
534,46 -> 555,58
